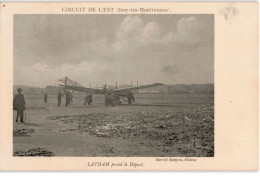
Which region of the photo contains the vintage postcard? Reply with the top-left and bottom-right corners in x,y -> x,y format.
0,2 -> 258,171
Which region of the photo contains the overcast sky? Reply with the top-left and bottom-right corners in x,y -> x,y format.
14,15 -> 214,87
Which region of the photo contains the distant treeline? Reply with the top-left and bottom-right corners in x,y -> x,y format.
13,84 -> 214,95
13,85 -> 45,95
147,84 -> 214,94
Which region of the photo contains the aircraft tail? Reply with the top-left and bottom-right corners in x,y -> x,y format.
58,77 -> 82,87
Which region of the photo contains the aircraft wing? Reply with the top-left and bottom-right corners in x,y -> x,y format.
65,85 -> 104,94
115,83 -> 164,94
58,77 -> 164,95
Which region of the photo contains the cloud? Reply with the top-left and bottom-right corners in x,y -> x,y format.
111,15 -> 206,53
159,16 -> 206,47
14,15 -> 214,87
112,16 -> 163,52
70,15 -> 167,62
174,16 -> 204,44
14,61 -> 103,87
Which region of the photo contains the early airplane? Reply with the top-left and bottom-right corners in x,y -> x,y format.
58,77 -> 164,105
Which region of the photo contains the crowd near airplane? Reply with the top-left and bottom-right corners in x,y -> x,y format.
58,77 -> 164,105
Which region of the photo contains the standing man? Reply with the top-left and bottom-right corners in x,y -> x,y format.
65,91 -> 70,107
84,93 -> 89,105
127,91 -> 135,105
89,93 -> 93,105
13,88 -> 26,123
69,91 -> 73,104
111,92 -> 116,106
84,93 -> 93,105
57,91 -> 62,107
104,93 -> 110,107
44,92 -> 48,103
103,84 -> 107,95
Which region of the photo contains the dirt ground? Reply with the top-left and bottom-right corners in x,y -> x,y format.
13,93 -> 214,157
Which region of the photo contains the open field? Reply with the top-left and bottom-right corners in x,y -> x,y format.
13,93 -> 214,157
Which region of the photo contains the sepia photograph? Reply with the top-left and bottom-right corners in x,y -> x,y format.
0,1 -> 258,171
12,14 -> 214,157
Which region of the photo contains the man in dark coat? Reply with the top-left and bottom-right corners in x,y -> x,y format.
89,94 -> 93,104
65,91 -> 70,107
104,93 -> 110,107
84,93 -> 93,105
127,91 -> 135,105
44,92 -> 48,103
13,88 -> 26,123
57,91 -> 62,107
103,84 -> 107,95
69,91 -> 73,104
110,92 -> 116,106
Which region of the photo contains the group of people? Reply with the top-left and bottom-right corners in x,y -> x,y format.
104,92 -> 120,107
103,84 -> 120,106
44,90 -> 92,107
103,84 -> 135,106
57,90 -> 74,107
13,85 -> 135,123
43,91 -> 73,107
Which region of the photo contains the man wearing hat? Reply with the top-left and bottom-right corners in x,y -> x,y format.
57,91 -> 62,107
13,88 -> 26,123
44,92 -> 48,103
